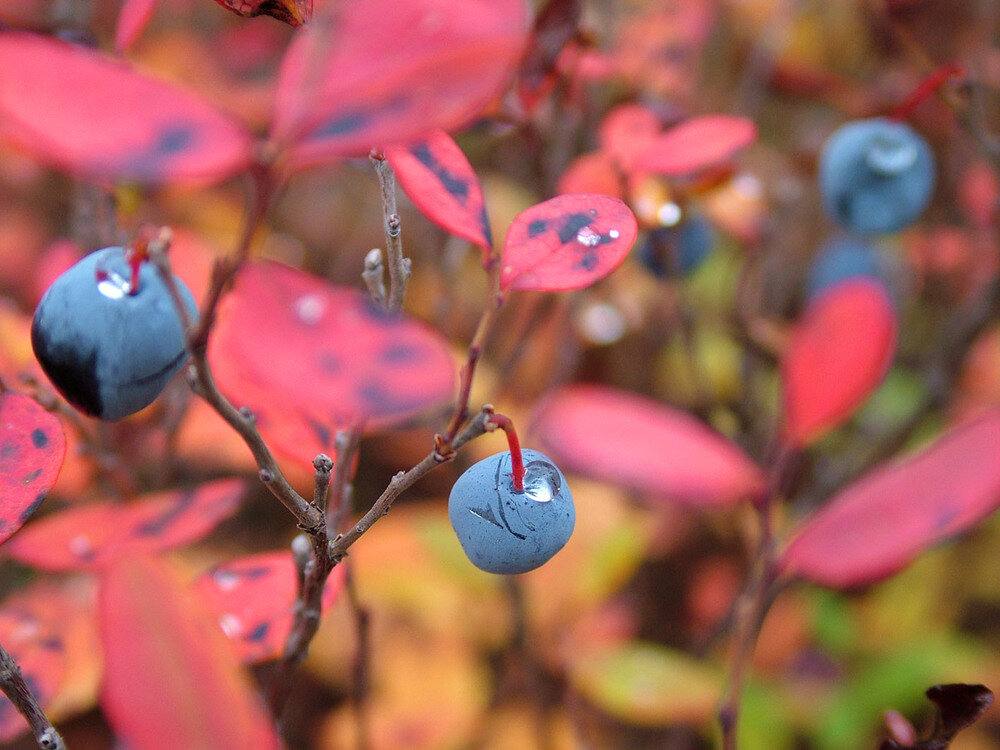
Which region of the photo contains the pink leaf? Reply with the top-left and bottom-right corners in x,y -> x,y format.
99,555 -> 282,750
3,479 -> 245,571
555,151 -> 624,198
115,0 -> 159,53
598,103 -> 661,172
386,130 -> 492,259
531,385 -> 767,507
500,194 -> 638,292
194,551 -> 346,663
0,32 -> 254,185
781,279 -> 896,446
0,392 -> 65,547
271,0 -> 528,165
781,412 -> 1000,589
208,261 -> 456,465
639,115 -> 756,176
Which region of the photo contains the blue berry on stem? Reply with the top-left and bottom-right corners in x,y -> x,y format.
31,245 -> 198,421
449,448 -> 575,575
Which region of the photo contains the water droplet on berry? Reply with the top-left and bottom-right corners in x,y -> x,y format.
867,133 -> 918,176
94,249 -> 133,299
576,226 -> 601,247
522,460 -> 561,503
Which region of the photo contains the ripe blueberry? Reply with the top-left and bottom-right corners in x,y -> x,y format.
807,235 -> 882,299
31,246 -> 198,421
637,217 -> 715,278
819,117 -> 935,234
448,449 -> 574,575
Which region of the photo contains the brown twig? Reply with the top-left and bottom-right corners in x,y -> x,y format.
369,152 -> 410,314
345,568 -> 372,750
0,643 -> 65,750
328,423 -> 364,535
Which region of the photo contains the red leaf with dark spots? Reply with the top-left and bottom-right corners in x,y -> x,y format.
0,32 -> 254,185
781,412 -> 1000,588
211,0 -> 311,26
0,392 -> 65,547
531,385 -> 767,507
100,555 -> 282,750
272,0 -> 528,164
501,194 -> 637,292
0,603 -> 66,741
3,479 -> 244,571
115,0 -> 159,52
781,279 -> 896,446
208,261 -> 455,465
194,551 -> 346,663
517,0 -> 582,112
386,130 -> 492,259
639,115 -> 756,176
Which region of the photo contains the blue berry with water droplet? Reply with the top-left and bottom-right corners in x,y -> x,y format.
31,246 -> 198,421
448,449 -> 574,574
819,117 -> 935,234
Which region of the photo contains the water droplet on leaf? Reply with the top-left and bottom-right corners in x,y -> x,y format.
576,226 -> 601,247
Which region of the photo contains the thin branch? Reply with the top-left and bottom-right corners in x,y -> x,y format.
345,568 -> 372,750
361,248 -> 387,308
0,643 -> 65,750
369,153 -> 410,314
329,423 -> 364,535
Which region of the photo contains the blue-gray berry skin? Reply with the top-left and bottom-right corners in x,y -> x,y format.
448,449 -> 575,575
819,117 -> 935,234
31,246 -> 198,421
807,235 -> 882,298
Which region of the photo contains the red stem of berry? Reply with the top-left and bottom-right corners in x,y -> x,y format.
889,63 -> 965,121
126,226 -> 156,296
488,413 -> 525,492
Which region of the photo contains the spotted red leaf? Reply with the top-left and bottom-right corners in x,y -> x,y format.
3,479 -> 244,571
211,0 -> 311,26
208,261 -> 455,465
115,0 -> 158,52
500,194 -> 638,292
0,598 -> 67,742
781,411 -> 1000,589
100,555 -> 282,750
0,32 -> 254,184
639,115 -> 756,176
194,551 -> 346,663
271,0 -> 528,165
0,392 -> 65,547
531,385 -> 767,507
781,279 -> 896,446
386,130 -> 492,258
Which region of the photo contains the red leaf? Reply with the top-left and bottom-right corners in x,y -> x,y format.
271,0 -> 528,164
211,0 -> 311,26
517,0 -> 583,112
531,385 -> 767,507
781,411 -> 1000,589
555,152 -> 624,198
115,0 -> 159,52
99,555 -> 282,750
385,130 -> 492,258
598,103 -> 661,172
639,115 -> 756,176
0,32 -> 254,185
781,279 -> 896,446
208,261 -> 455,464
3,479 -> 245,571
0,392 -> 65,547
500,194 -> 637,292
194,551 -> 346,663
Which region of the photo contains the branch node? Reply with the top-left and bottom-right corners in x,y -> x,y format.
259,468 -> 274,484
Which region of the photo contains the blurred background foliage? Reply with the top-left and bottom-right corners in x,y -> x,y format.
3,0 -> 1000,748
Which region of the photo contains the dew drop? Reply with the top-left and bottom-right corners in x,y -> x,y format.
576,226 -> 601,247
522,460 -> 561,503
867,133 -> 918,176
609,229 -> 621,239
657,202 -> 682,227
212,569 -> 242,592
69,534 -> 93,558
95,249 -> 133,299
219,613 -> 243,638
295,294 -> 326,325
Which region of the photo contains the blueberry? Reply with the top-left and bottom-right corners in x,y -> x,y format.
819,117 -> 935,234
31,246 -> 198,421
637,217 -> 715,279
806,235 -> 882,298
448,449 -> 575,574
